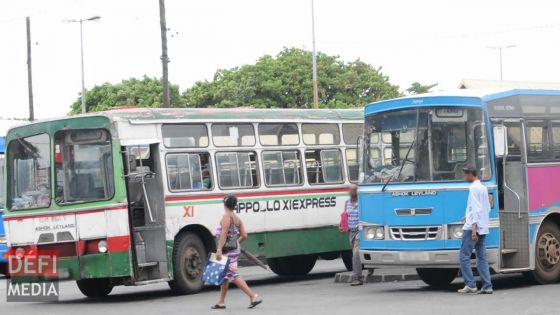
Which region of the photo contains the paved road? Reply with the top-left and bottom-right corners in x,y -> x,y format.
1,259 -> 559,315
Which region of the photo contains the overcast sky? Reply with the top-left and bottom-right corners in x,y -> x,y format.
2,0 -> 560,119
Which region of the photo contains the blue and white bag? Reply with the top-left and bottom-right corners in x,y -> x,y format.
202,253 -> 229,286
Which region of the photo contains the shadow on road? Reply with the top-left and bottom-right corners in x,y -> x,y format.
51,271 -> 338,305
381,273 -> 535,294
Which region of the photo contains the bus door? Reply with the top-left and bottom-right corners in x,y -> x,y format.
497,120 -> 530,270
123,142 -> 168,282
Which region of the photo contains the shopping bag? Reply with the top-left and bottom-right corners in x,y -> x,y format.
339,204 -> 349,233
202,253 -> 229,286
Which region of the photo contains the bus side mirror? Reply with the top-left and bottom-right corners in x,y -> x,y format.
493,125 -> 508,157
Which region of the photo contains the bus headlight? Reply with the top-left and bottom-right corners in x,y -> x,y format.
97,240 -> 108,253
0,236 -> 7,245
364,226 -> 384,240
447,225 -> 463,240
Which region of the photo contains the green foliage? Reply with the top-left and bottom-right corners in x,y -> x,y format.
406,82 -> 438,95
70,48 -> 433,113
183,48 -> 401,108
69,76 -> 184,114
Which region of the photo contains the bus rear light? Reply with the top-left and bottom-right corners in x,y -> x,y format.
15,247 -> 26,259
84,239 -> 109,255
98,240 -> 108,253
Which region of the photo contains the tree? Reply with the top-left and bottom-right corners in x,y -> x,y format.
69,76 -> 184,114
183,48 -> 401,108
406,82 -> 438,95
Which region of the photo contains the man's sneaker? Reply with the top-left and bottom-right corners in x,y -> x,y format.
478,288 -> 493,294
457,286 -> 478,294
350,279 -> 363,286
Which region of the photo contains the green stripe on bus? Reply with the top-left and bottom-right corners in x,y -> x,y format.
10,251 -> 132,282
165,192 -> 347,207
166,226 -> 350,277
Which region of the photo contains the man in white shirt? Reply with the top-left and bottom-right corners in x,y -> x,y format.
458,166 -> 493,294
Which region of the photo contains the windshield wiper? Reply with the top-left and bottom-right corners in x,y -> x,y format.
381,139 -> 415,192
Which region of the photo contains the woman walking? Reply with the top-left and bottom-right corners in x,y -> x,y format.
212,194 -> 262,309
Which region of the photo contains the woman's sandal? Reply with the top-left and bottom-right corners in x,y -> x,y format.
248,295 -> 263,309
211,304 -> 226,309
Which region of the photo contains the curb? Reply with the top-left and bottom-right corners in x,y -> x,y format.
335,272 -> 420,283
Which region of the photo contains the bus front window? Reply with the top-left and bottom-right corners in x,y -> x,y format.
55,129 -> 114,204
7,133 -> 51,210
363,107 -> 490,184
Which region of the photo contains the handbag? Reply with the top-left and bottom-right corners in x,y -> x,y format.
202,253 -> 229,286
339,201 -> 349,233
217,213 -> 239,253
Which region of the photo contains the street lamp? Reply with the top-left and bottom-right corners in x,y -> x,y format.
311,0 -> 318,110
64,16 -> 101,114
486,44 -> 516,81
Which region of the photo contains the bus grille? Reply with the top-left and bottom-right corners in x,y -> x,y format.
390,226 -> 441,240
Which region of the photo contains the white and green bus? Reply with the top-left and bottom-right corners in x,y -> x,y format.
3,108 -> 362,297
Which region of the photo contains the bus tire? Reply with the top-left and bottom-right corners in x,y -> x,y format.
341,250 -> 353,271
267,257 -> 287,276
416,268 -> 458,287
76,278 -> 113,298
0,263 -> 6,276
531,222 -> 560,284
268,255 -> 317,276
168,232 -> 207,295
319,251 -> 340,260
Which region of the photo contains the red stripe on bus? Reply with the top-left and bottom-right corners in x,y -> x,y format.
164,187 -> 348,202
3,205 -> 128,222
107,235 -> 130,253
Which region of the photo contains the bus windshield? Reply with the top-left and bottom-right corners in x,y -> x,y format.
363,106 -> 491,184
54,129 -> 114,204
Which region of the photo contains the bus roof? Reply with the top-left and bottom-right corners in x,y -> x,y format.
6,108 -> 364,141
95,107 -> 363,122
365,89 -> 560,115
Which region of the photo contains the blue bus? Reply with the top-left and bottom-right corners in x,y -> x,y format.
359,89 -> 560,286
0,135 -> 6,275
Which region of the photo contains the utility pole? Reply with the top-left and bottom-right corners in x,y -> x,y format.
311,0 -> 319,110
159,0 -> 171,108
64,16 -> 101,114
486,45 -> 516,80
26,17 -> 34,121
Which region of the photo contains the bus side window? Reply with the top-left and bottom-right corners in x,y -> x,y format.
552,120 -> 560,159
166,153 -> 212,191
345,148 -> 359,183
262,150 -> 302,186
216,152 -> 259,189
526,120 -> 550,162
305,149 -> 344,185
302,123 -> 340,145
500,121 -> 522,160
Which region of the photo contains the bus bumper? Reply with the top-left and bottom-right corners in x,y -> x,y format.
360,248 -> 499,269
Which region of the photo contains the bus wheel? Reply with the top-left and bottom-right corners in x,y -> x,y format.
416,268 -> 458,287
76,278 -> 113,298
168,232 -> 207,294
267,257 -> 287,276
341,250 -> 353,271
268,255 -> 317,276
532,222 -> 560,284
